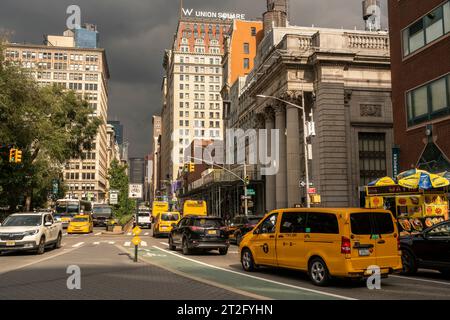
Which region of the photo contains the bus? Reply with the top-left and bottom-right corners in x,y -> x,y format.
151,201 -> 169,223
92,203 -> 113,227
55,199 -> 92,228
183,200 -> 207,217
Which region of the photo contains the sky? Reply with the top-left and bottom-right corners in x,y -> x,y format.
0,0 -> 388,158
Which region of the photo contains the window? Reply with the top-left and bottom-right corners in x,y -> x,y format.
280,212 -> 307,233
358,133 -> 387,186
243,42 -> 250,54
350,213 -> 373,235
251,27 -> 257,36
406,74 -> 450,126
402,1 -> 450,56
244,58 -> 250,69
258,213 -> 278,234
428,222 -> 450,237
305,212 -> 339,234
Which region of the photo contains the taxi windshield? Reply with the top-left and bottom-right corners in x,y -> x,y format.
161,213 -> 180,221
72,217 -> 89,222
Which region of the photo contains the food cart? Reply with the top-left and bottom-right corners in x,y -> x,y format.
364,185 -> 449,235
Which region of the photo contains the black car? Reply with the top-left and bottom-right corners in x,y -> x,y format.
169,216 -> 229,255
400,221 -> 450,276
226,215 -> 263,245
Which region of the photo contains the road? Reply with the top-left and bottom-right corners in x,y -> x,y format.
1,227 -> 450,300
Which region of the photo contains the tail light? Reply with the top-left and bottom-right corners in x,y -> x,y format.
341,236 -> 351,254
189,226 -> 204,232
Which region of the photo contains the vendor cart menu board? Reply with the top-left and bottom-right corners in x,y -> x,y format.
366,185 -> 447,195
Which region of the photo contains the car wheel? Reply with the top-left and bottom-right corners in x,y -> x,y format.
219,247 -> 228,255
401,249 -> 417,275
182,238 -> 191,255
308,257 -> 330,287
36,237 -> 46,255
53,233 -> 62,249
169,236 -> 176,251
241,248 -> 256,272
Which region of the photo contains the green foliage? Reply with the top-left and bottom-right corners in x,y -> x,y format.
0,44 -> 101,211
107,159 -> 135,219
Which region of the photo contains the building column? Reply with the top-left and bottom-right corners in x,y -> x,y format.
286,105 -> 302,207
274,105 -> 287,209
264,107 -> 276,212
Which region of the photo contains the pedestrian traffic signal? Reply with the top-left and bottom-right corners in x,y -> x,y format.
9,148 -> 16,163
15,150 -> 22,163
189,162 -> 195,173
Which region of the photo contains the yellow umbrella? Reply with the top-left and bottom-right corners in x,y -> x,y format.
398,170 -> 450,190
368,176 -> 397,187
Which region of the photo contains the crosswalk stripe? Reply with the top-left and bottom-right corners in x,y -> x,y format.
141,241 -> 147,247
108,241 -> 115,245
127,233 -> 131,236
160,242 -> 169,246
72,242 -> 84,248
95,232 -> 102,236
144,232 -> 149,236
63,233 -> 68,236
93,242 -> 100,245
124,242 -> 131,247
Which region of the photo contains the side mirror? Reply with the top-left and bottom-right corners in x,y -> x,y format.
44,222 -> 52,227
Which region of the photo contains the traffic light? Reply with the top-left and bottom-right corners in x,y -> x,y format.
15,150 -> 22,163
184,163 -> 189,172
9,148 -> 16,163
244,176 -> 250,185
189,162 -> 195,173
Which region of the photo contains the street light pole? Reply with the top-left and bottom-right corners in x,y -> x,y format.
257,94 -> 311,208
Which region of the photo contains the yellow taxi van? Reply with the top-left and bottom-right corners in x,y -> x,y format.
153,212 -> 181,238
239,208 -> 402,286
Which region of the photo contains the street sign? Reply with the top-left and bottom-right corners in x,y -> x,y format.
299,181 -> 306,188
132,226 -> 142,236
132,236 -> 141,246
129,184 -> 143,199
52,179 -> 59,195
246,189 -> 256,196
308,188 -> 317,194
241,195 -> 252,200
109,190 -> 119,205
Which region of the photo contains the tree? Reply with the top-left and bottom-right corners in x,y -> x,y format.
0,42 -> 102,211
107,159 -> 135,219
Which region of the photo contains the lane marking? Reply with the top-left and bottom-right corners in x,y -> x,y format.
127,233 -> 131,236
153,245 -> 355,301
144,233 -> 149,236
391,275 -> 450,286
160,242 -> 169,246
95,232 -> 102,236
108,241 -> 115,245
63,233 -> 68,236
114,244 -> 269,300
141,241 -> 148,247
72,242 -> 84,248
124,242 -> 131,247
93,242 -> 100,245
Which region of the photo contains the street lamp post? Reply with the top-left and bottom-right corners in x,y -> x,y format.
257,93 -> 311,208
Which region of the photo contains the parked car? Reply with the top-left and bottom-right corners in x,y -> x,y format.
0,212 -> 63,255
226,215 -> 263,245
239,208 -> 403,286
67,214 -> 94,234
400,220 -> 450,276
153,212 -> 181,238
169,216 -> 229,255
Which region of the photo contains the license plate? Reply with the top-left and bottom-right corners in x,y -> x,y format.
6,241 -> 15,247
208,230 -> 217,235
359,248 -> 370,256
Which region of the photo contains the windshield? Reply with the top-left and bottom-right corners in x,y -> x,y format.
161,213 -> 180,221
93,207 -> 112,215
72,217 -> 89,222
194,219 -> 224,228
56,202 -> 79,216
2,215 -> 41,227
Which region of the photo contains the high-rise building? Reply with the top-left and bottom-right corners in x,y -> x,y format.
152,115 -> 162,198
5,25 -> 110,203
388,0 -> 450,173
161,11 -> 233,187
128,158 -> 146,185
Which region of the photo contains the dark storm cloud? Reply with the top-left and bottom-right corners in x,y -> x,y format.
0,0 -> 387,157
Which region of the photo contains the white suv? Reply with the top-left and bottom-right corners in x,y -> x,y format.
0,212 -> 63,255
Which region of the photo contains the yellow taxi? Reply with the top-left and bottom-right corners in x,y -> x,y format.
153,212 -> 181,238
239,208 -> 403,286
67,214 -> 94,234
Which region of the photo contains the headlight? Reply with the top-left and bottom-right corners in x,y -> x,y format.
24,230 -> 40,236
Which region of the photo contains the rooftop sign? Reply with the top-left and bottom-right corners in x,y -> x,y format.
182,8 -> 246,20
